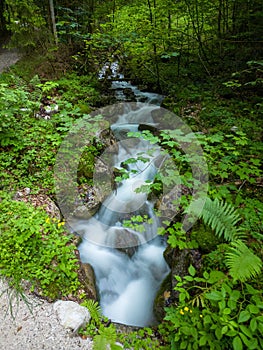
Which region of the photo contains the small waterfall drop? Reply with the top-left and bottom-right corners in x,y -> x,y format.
75,64 -> 170,327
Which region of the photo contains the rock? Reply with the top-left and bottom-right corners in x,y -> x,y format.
74,185 -> 107,219
153,246 -> 202,322
79,263 -> 98,300
164,246 -> 202,294
123,88 -> 136,101
53,300 -> 91,333
114,229 -> 140,257
73,205 -> 95,219
153,274 -> 172,322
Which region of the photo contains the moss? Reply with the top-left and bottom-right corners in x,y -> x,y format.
191,224 -> 223,253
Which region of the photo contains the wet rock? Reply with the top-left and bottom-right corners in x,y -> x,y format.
114,229 -> 140,257
164,246 -> 202,294
73,205 -> 96,219
80,263 -> 97,300
138,123 -> 158,134
53,300 -> 91,333
123,88 -> 136,102
153,274 -> 172,322
153,246 -> 202,322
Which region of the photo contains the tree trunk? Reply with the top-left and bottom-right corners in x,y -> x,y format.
49,0 -> 58,45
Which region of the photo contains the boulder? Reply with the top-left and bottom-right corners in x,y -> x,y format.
53,300 -> 91,333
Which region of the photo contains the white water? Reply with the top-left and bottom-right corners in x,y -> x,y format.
76,68 -> 170,327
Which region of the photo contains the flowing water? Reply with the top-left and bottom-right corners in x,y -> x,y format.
75,63 -> 170,327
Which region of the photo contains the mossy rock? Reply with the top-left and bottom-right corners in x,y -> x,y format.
191,224 -> 222,253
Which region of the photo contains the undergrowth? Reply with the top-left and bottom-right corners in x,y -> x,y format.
0,193 -> 81,299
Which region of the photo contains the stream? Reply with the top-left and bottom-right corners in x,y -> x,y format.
76,62 -> 170,327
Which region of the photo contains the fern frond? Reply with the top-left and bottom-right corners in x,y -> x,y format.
225,240 -> 262,282
93,325 -> 122,350
189,197 -> 244,241
93,334 -> 108,350
81,299 -> 101,322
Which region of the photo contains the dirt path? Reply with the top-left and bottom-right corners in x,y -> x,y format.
0,47 -> 21,73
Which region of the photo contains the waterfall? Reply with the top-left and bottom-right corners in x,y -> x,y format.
75,65 -> 170,327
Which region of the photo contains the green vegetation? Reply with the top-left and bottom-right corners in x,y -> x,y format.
0,194 -> 80,299
0,0 -> 262,349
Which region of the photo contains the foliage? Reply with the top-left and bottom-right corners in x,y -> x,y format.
0,194 -> 81,298
225,240 -> 263,282
118,327 -> 166,350
1,2 -> 263,348
81,299 -> 102,323
4,0 -> 49,51
189,197 -> 243,241
163,267 -> 263,349
79,302 -> 123,350
0,72 -> 102,192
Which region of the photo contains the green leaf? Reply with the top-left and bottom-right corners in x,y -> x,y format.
223,308 -> 231,315
249,318 -> 257,333
188,197 -> 243,241
207,270 -> 226,284
227,329 -> 238,337
188,265 -> 196,277
221,325 -> 228,334
233,336 -> 243,350
203,315 -> 212,324
238,310 -> 251,323
181,326 -> 192,335
215,327 -> 222,339
199,335 -> 208,346
205,291 -> 223,301
180,340 -> 188,349
248,304 -> 259,314
240,325 -> 252,338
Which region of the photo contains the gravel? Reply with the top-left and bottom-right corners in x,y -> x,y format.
0,280 -> 93,350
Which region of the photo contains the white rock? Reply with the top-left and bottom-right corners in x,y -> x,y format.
53,300 -> 91,333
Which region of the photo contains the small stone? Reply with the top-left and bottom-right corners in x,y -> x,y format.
53,300 -> 91,333
24,187 -> 31,195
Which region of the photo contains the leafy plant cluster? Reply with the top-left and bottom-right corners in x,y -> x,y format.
0,71 -> 102,193
163,267 -> 263,350
81,299 -> 168,349
0,193 -> 81,298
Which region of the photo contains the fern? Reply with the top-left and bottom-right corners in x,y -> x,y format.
189,197 -> 244,241
81,299 -> 102,323
225,240 -> 262,282
188,197 -> 262,282
93,334 -> 109,350
93,325 -> 122,350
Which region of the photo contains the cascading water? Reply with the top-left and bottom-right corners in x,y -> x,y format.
75,63 -> 170,327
